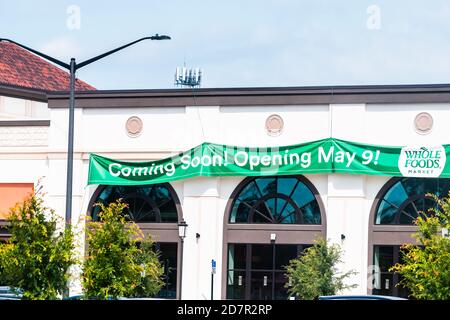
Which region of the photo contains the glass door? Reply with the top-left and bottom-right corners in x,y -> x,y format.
227,243 -> 309,300
154,242 -> 178,299
372,245 -> 410,298
250,271 -> 273,300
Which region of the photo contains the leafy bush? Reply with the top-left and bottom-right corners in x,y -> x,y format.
0,243 -> 13,285
82,199 -> 164,299
390,193 -> 450,300
0,186 -> 76,299
285,237 -> 356,300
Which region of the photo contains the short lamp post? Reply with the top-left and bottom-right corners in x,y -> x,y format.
178,219 -> 188,299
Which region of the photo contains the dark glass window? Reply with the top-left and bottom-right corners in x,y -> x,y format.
227,270 -> 246,300
91,184 -> 178,223
375,178 -> 450,225
228,244 -> 246,270
90,185 -> 180,299
372,245 -> 410,298
251,245 -> 273,270
154,242 -> 178,299
0,222 -> 9,242
275,245 -> 298,269
229,177 -> 321,224
227,243 -> 309,300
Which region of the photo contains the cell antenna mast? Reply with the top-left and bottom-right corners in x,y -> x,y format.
175,66 -> 202,88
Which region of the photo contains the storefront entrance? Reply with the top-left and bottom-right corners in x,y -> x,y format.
222,175 -> 326,299
155,242 -> 178,299
226,243 -> 311,300
372,245 -> 410,298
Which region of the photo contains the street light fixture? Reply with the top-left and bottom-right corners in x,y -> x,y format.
177,219 -> 188,299
0,35 -> 170,227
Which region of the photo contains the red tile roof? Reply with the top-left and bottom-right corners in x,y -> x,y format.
0,42 -> 95,91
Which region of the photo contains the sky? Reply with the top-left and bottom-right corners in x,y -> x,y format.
1,0 -> 450,90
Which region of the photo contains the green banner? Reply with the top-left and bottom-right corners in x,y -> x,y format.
87,138 -> 450,186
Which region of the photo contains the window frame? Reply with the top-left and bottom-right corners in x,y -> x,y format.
222,175 -> 326,299
374,177 -> 450,226
228,176 -> 322,225
87,183 -> 183,299
366,177 -> 449,295
226,243 -> 312,300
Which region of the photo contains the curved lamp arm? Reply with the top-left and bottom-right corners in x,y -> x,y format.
77,34 -> 171,69
0,34 -> 171,71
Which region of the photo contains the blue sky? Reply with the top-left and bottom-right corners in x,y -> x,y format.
1,0 -> 450,90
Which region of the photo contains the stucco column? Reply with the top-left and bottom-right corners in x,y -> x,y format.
180,177 -> 222,299
326,175 -> 367,294
327,103 -> 368,294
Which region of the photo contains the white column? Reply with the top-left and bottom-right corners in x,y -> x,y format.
327,175 -> 367,294
180,177 -> 222,299
327,103 -> 368,294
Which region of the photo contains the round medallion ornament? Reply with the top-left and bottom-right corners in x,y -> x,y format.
265,114 -> 284,136
126,116 -> 143,137
414,112 -> 433,134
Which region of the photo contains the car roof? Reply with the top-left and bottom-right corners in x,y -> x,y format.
318,295 -> 407,300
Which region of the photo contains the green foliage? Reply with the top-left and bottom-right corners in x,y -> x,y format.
390,193 -> 450,300
0,186 -> 76,300
82,199 -> 164,299
285,237 -> 356,300
0,243 -> 13,285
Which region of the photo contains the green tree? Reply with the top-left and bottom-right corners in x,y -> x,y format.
0,243 -> 13,285
285,237 -> 356,300
390,193 -> 450,300
82,199 -> 164,299
0,186 -> 76,300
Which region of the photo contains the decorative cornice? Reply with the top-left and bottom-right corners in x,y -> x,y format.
47,83 -> 450,108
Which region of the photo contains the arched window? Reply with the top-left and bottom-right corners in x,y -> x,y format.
229,176 -> 321,224
375,178 -> 450,225
369,177 -> 450,298
223,176 -> 325,300
91,184 -> 179,223
89,183 -> 182,299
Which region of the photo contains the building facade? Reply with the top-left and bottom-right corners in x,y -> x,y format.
0,40 -> 93,248
2,84 -> 450,299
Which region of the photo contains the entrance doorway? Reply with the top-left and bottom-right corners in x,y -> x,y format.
155,242 -> 178,299
372,245 -> 410,298
222,176 -> 326,299
226,243 -> 311,300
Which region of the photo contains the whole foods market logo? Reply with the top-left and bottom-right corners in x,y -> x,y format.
398,146 -> 446,177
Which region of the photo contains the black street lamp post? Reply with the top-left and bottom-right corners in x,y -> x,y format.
0,35 -> 170,227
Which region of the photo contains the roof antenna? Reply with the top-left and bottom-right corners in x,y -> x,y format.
173,57 -> 205,139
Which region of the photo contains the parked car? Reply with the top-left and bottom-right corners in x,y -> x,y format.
0,286 -> 22,300
318,295 -> 407,300
63,295 -> 169,300
63,295 -> 85,300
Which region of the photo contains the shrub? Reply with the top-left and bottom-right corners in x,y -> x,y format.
390,193 -> 450,300
285,237 -> 356,300
0,186 -> 76,299
82,199 -> 164,299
